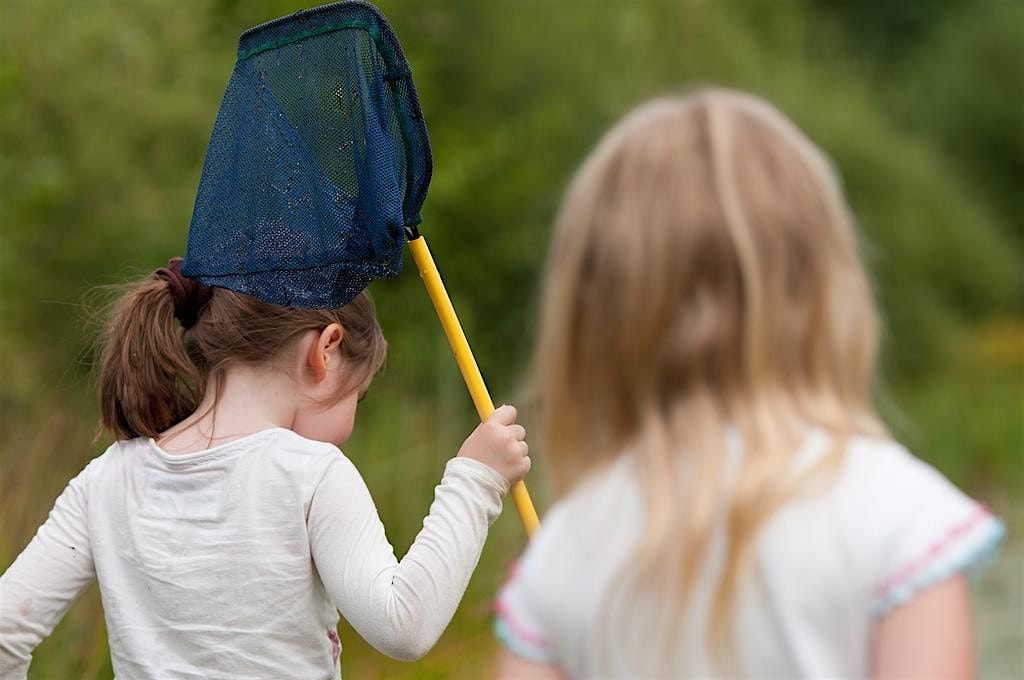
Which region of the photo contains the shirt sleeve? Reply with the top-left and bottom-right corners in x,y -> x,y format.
307,453 -> 507,661
863,443 -> 1006,617
492,497 -> 568,666
493,558 -> 557,665
0,460 -> 98,679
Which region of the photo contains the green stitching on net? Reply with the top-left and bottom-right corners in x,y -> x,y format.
237,20 -> 383,61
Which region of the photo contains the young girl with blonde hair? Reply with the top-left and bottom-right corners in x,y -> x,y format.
494,89 -> 1004,678
0,260 -> 531,677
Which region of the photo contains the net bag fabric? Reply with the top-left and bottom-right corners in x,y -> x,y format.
181,1 -> 432,308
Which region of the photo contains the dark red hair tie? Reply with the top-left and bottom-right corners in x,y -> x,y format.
154,257 -> 212,329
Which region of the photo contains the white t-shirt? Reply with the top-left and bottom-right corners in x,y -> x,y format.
0,428 -> 509,679
495,430 -> 1005,678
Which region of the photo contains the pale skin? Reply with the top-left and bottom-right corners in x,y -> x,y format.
494,575 -> 974,679
156,323 -> 531,484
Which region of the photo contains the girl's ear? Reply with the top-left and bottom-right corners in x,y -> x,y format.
306,323 -> 345,382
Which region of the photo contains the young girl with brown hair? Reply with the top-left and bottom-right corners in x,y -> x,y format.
0,259 -> 531,677
494,89 -> 1004,678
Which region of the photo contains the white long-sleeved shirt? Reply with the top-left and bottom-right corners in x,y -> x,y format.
0,427 -> 509,679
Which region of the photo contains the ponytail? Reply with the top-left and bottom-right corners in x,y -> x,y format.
97,264 -> 386,442
98,276 -> 203,439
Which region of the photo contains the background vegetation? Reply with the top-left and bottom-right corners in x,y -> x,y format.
1,0 -> 1020,677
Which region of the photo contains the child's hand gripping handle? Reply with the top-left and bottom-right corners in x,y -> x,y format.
406,233 -> 540,537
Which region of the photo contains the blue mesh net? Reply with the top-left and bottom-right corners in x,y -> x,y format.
181,1 -> 432,308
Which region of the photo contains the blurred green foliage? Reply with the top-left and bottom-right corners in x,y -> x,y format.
1,0 -> 1021,677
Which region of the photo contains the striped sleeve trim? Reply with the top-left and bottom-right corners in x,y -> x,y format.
493,596 -> 555,664
872,504 -> 1006,617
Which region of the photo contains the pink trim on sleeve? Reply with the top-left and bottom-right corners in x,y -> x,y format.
875,503 -> 992,599
494,596 -> 550,651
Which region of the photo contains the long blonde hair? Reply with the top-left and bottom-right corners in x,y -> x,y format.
531,89 -> 887,664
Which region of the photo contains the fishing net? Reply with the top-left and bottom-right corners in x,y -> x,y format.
181,1 -> 432,308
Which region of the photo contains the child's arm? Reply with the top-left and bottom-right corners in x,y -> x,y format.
0,463 -> 97,678
308,406 -> 528,661
859,443 -> 1003,680
871,574 -> 975,679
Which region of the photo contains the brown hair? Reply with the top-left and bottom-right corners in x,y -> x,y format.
532,89 -> 886,670
98,275 -> 386,440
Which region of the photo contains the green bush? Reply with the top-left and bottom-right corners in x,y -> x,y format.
2,2 -> 1019,677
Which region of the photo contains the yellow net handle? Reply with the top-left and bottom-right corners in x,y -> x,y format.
407,235 -> 540,537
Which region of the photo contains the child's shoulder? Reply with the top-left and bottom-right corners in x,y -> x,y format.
267,428 -> 358,478
830,432 -> 980,518
84,430 -> 357,513
88,428 -> 350,478
264,428 -> 347,459
818,432 -> 1005,615
839,432 -> 947,487
523,431 -> 1005,619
